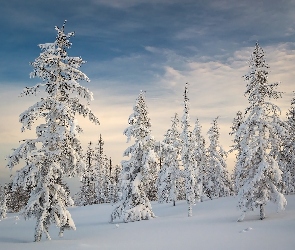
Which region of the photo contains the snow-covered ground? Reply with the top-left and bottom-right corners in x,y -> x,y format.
0,195 -> 294,250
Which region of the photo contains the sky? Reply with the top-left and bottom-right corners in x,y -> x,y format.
1,0 -> 295,189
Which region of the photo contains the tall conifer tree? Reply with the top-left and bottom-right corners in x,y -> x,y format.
281,93 -> 295,194
229,111 -> 244,194
181,84 -> 198,217
6,21 -> 99,241
192,119 -> 207,201
111,91 -> 156,222
206,117 -> 232,198
157,113 -> 181,205
95,134 -> 109,204
75,142 -> 97,206
233,43 -> 287,221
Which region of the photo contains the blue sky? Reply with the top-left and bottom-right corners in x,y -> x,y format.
1,0 -> 295,188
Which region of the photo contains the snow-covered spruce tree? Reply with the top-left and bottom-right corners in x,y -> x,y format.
76,135 -> 112,205
94,134 -> 110,204
108,158 -> 121,203
157,113 -> 181,206
6,21 -> 99,241
103,157 -> 113,203
6,179 -> 31,213
111,91 -> 156,222
233,43 -> 287,222
229,111 -> 244,194
176,177 -> 186,200
280,93 -> 295,194
0,185 -> 7,220
106,158 -> 113,203
109,164 -> 122,203
143,160 -> 159,202
181,84 -> 199,217
75,142 -> 97,206
206,117 -> 232,198
192,119 -> 208,201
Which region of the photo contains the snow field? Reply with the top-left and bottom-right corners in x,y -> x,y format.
0,195 -> 294,250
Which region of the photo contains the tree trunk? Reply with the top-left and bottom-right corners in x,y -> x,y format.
34,221 -> 42,242
260,204 -> 265,220
188,204 -> 192,217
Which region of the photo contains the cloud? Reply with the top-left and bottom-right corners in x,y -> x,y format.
140,42 -> 295,164
91,0 -> 195,8
2,41 -> 294,178
1,0 -> 295,188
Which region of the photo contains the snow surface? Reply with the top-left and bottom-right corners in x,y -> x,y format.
0,195 -> 294,250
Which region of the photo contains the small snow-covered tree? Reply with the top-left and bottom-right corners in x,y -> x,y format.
109,164 -> 122,203
108,161 -> 122,203
106,158 -> 113,203
6,21 -> 99,241
94,134 -> 111,204
75,142 -> 97,206
206,117 -> 232,198
233,43 -> 287,222
75,135 -> 113,205
0,185 -> 7,220
229,111 -> 244,194
192,119 -> 207,201
111,91 -> 156,222
181,84 -> 199,217
103,157 -> 115,203
281,93 -> 295,194
157,113 -> 181,205
143,160 -> 159,202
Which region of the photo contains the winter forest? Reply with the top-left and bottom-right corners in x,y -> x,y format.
0,21 -> 295,248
